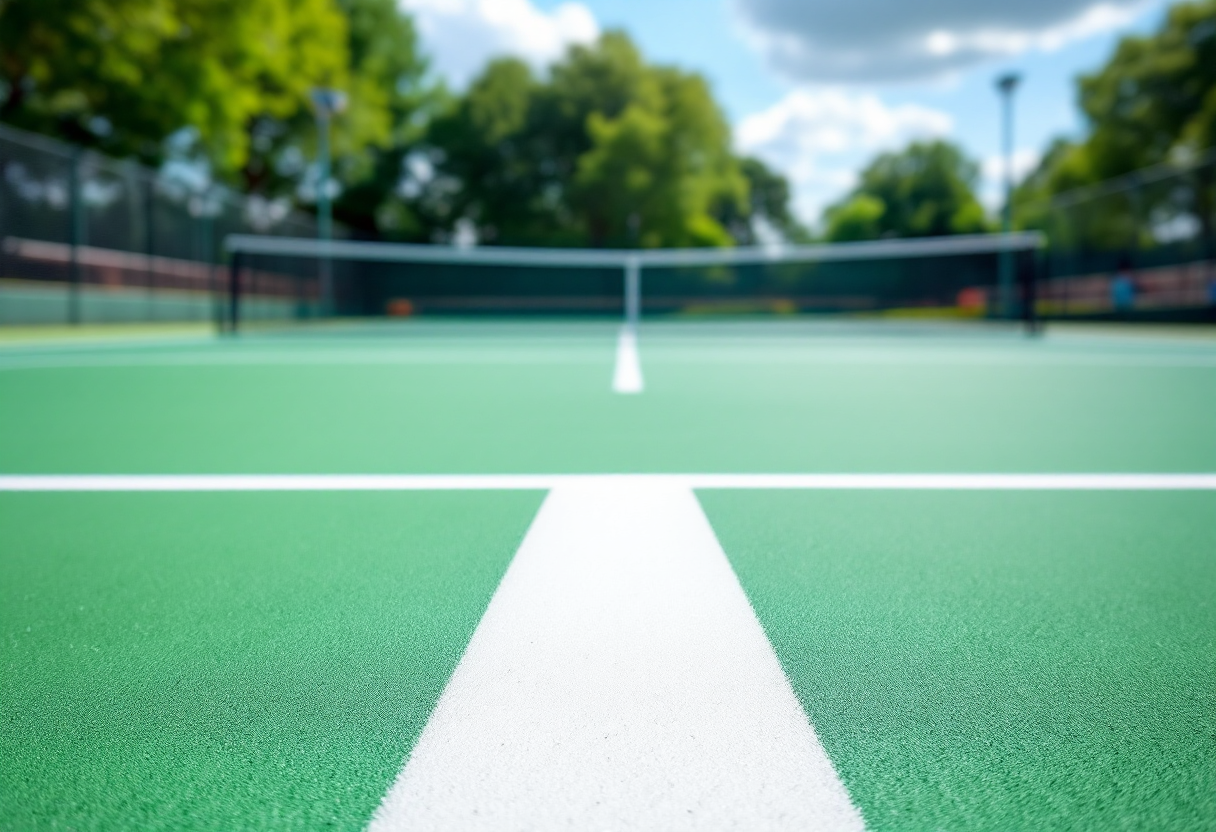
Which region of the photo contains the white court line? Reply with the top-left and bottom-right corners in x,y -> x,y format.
612,326 -> 644,393
367,482 -> 865,832
638,351 -> 1216,367
0,350 -> 605,371
2,473 -> 1216,491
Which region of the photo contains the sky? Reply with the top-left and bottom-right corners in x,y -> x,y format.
400,0 -> 1177,230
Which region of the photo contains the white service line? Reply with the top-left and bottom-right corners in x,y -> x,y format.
3,473 -> 1216,491
367,482 -> 865,832
612,326 -> 644,393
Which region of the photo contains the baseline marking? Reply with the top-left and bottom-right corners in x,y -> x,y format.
367,482 -> 864,832
2,473 -> 1216,491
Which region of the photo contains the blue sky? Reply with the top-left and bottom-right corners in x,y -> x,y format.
403,0 -> 1175,229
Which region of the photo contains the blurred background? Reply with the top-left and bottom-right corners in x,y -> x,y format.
0,0 -> 1212,325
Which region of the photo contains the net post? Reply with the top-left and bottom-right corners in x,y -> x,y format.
624,255 -> 641,331
227,249 -> 242,335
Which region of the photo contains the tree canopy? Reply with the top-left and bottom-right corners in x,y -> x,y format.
823,140 -> 989,242
409,33 -> 784,248
0,0 -> 428,193
4,0 -> 1215,251
0,5 -> 800,248
1078,0 -> 1215,177
1013,0 -> 1216,248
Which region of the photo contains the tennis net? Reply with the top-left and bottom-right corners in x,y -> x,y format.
221,231 -> 1045,331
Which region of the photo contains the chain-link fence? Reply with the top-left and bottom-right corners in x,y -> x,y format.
7,120 -> 1213,328
0,123 -> 330,325
1026,150 -> 1216,322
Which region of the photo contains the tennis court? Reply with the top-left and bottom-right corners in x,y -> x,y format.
3,318 -> 1215,831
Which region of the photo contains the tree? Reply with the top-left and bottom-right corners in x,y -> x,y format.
571,64 -> 745,248
231,0 -> 432,198
0,6 -> 798,246
1078,0 -> 1216,178
730,157 -> 809,243
822,140 -> 989,241
412,32 -> 756,248
0,0 -> 429,202
1,0 -> 196,154
326,0 -> 434,236
824,194 -> 885,243
1013,0 -> 1216,251
418,58 -> 565,245
0,0 -> 351,174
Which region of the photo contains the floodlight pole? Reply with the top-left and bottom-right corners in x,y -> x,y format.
311,88 -> 346,317
996,72 -> 1021,319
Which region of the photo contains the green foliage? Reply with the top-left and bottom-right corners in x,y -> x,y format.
327,0 -> 434,234
0,0 -> 349,172
1078,0 -> 1216,176
1010,138 -> 1136,251
823,140 -> 989,241
824,194 -> 886,243
725,157 -> 810,244
572,64 -> 745,248
412,32 -> 771,248
0,9 -> 795,247
1014,0 -> 1216,251
236,0 -> 431,199
0,0 -> 429,200
419,58 -> 562,244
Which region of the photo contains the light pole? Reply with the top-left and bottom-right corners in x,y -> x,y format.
996,72 -> 1021,319
310,88 -> 347,316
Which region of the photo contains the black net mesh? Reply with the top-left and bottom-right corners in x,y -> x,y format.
231,241 -> 1041,327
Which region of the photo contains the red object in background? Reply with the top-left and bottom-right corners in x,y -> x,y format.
387,298 -> 415,317
956,287 -> 987,311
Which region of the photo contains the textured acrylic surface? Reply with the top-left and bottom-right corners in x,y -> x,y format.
2,323 -> 1216,474
0,491 -> 543,831
701,490 -> 1216,831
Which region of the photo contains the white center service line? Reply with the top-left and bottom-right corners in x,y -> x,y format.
367,482 -> 865,832
2,473 -> 1216,491
612,326 -> 644,394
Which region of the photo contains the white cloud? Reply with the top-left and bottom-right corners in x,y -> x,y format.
404,0 -> 599,88
731,0 -> 1163,83
736,89 -> 953,223
981,147 -> 1041,210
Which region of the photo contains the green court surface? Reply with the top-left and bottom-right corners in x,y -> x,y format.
2,491 -> 543,831
1,321 -> 1215,474
2,319 -> 1215,831
702,489 -> 1216,831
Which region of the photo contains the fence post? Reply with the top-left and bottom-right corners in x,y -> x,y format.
145,174 -> 156,321
68,148 -> 83,325
1200,162 -> 1216,311
228,249 -> 242,334
201,212 -> 221,333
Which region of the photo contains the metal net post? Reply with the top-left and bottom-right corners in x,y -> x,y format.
624,256 -> 641,330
